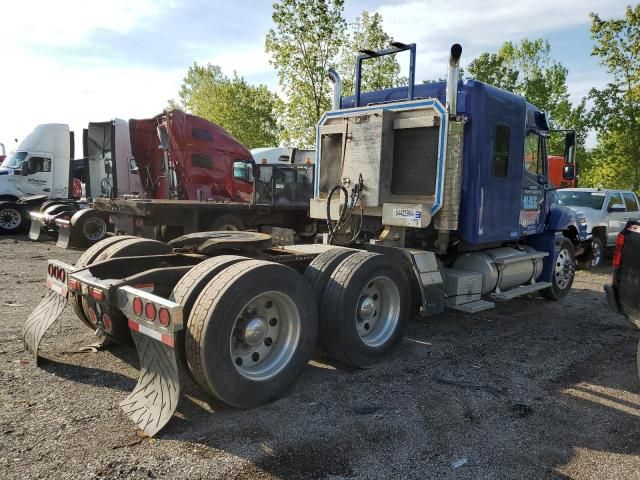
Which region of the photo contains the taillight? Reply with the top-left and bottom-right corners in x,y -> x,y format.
145,302 -> 156,321
158,307 -> 171,327
58,268 -> 66,282
132,297 -> 144,316
48,264 -> 54,277
613,232 -> 625,270
90,287 -> 104,302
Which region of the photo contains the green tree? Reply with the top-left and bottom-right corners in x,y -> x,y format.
174,63 -> 281,149
337,11 -> 406,97
582,5 -> 640,190
265,0 -> 346,146
467,39 -> 589,155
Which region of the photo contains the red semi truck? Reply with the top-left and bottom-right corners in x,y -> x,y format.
92,109 -> 315,240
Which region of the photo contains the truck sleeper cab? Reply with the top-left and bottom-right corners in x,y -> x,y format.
24,43 -> 585,437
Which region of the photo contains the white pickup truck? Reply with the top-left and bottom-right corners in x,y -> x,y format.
556,188 -> 640,268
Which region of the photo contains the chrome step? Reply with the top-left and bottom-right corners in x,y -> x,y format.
449,299 -> 495,313
491,251 -> 548,265
491,281 -> 552,300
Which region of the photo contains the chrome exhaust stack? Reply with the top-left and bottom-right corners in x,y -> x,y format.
328,68 -> 343,110
446,44 -> 462,117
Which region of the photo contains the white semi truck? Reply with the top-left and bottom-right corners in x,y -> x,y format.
0,120 -> 141,246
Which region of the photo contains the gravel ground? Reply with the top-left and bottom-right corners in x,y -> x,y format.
0,235 -> 639,479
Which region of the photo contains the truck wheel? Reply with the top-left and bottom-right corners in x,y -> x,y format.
303,248 -> 357,306
577,236 -> 603,270
170,255 -> 249,385
320,252 -> 411,367
0,202 -> 28,234
186,260 -> 317,408
540,238 -> 576,300
88,238 -> 171,344
70,209 -> 108,247
210,215 -> 244,231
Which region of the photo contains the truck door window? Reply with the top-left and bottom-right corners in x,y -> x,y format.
623,192 -> 638,212
607,192 -> 624,210
27,156 -> 51,174
524,133 -> 543,175
493,125 -> 510,177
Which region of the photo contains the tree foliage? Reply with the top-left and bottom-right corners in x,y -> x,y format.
337,11 -> 406,97
265,0 -> 346,147
175,63 -> 281,149
581,5 -> 640,190
467,39 -> 589,156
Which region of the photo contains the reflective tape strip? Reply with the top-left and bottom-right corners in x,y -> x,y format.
46,279 -> 68,297
127,319 -> 175,348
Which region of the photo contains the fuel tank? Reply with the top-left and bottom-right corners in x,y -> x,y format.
452,247 -> 544,295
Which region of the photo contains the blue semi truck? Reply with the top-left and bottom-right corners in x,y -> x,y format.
23,43 -> 589,436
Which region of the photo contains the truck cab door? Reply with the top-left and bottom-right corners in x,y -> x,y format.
520,132 -> 547,236
19,155 -> 54,197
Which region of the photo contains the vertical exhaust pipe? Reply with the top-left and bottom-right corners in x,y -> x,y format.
327,68 -> 342,110
446,44 -> 462,117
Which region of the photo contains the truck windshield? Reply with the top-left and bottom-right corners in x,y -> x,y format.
556,191 -> 606,209
1,151 -> 27,169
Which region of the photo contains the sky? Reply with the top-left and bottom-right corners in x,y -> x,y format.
0,0 -> 631,156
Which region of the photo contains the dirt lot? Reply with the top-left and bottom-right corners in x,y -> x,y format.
0,236 -> 639,479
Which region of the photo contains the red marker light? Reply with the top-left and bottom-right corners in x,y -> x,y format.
132,297 -> 143,316
90,288 -> 104,302
145,302 -> 156,321
158,307 -> 170,327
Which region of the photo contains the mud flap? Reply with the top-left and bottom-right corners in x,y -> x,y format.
55,220 -> 73,249
28,214 -> 45,241
119,331 -> 181,437
23,291 -> 68,364
117,285 -> 184,436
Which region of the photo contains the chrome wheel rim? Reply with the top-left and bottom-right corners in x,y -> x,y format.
0,208 -> 21,230
230,291 -> 301,381
82,217 -> 107,241
355,275 -> 401,347
555,248 -> 574,290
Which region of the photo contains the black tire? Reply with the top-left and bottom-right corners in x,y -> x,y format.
320,252 -> 411,367
88,238 -> 171,343
186,260 -> 317,408
210,215 -> 244,231
170,254 -> 249,383
71,235 -> 135,329
636,338 -> 640,383
70,209 -> 108,247
577,235 -> 604,270
0,201 -> 28,234
303,248 -> 357,306
540,237 -> 576,300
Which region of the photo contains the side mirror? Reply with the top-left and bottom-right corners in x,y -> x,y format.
246,164 -> 254,183
564,130 -> 576,164
562,164 -> 575,180
608,204 -> 626,213
21,160 -> 29,176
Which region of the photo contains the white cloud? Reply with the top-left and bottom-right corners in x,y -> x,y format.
376,0 -> 628,95
0,0 -> 175,47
